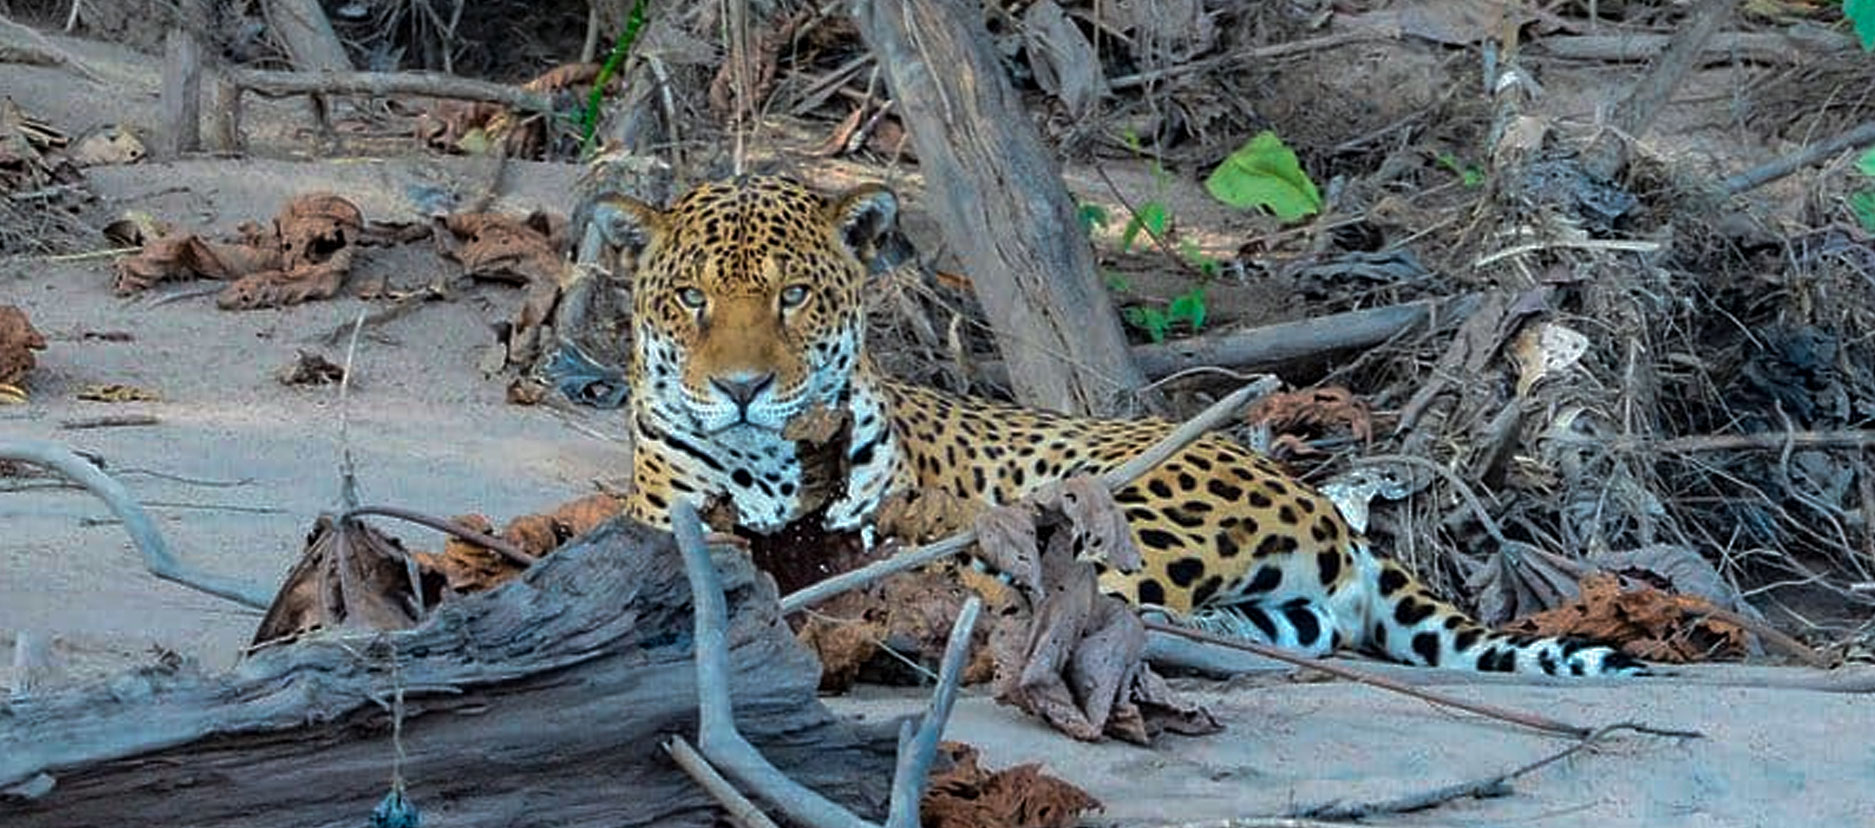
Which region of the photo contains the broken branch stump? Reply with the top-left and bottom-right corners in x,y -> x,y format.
0,518 -> 895,827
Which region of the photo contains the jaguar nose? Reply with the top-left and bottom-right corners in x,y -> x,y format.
711,371 -> 776,409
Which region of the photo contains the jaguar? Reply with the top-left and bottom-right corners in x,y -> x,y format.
590,174 -> 1642,677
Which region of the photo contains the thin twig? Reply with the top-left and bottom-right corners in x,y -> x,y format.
672,500 -> 876,828
341,505 -> 539,567
666,736 -> 782,828
1722,120 -> 1875,195
0,438 -> 273,609
58,414 -> 160,429
1145,620 -> 1703,740
1551,428 -> 1875,454
779,379 -> 1274,614
31,246 -> 141,263
226,68 -> 554,113
1293,723 -> 1679,820
1471,238 -> 1660,268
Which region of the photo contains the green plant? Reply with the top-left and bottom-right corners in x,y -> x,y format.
1847,0 -> 1875,49
1851,147 -> 1875,232
1077,202 -> 1111,235
1123,286 -> 1207,344
1204,130 -> 1322,222
1120,200 -> 1168,253
581,0 -> 651,153
1436,152 -> 1486,188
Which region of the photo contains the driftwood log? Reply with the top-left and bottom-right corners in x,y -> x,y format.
0,518 -> 897,827
852,0 -> 1153,418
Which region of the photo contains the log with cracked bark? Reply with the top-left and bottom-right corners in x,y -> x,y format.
0,518 -> 897,827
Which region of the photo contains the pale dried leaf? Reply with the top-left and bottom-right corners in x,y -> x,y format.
1512,320 -> 1589,397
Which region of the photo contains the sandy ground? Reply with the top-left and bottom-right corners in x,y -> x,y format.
3,24 -> 1872,828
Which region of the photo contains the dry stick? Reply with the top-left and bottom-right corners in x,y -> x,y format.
340,505 -> 538,567
0,438 -> 273,609
1694,604 -> 1830,669
1537,29 -> 1861,64
665,736 -> 782,828
778,379 -> 1275,614
58,414 -> 160,429
675,500 -> 977,828
1147,620 -> 1703,741
887,596 -> 980,828
671,500 -> 876,828
975,297 -> 1476,386
226,68 -> 554,113
1293,723 -> 1673,821
1578,0 -> 1734,181
1721,120 -> 1875,195
0,15 -> 105,82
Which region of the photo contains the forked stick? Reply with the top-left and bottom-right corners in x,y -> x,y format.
0,437 -> 273,609
676,500 -> 979,827
779,377 -> 1277,613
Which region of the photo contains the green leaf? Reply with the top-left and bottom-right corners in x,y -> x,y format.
1120,201 -> 1168,252
1850,190 -> 1875,233
1204,131 -> 1323,222
1124,306 -> 1170,343
1167,287 -> 1207,332
1077,203 -> 1110,235
1847,0 -> 1875,50
1856,147 -> 1875,179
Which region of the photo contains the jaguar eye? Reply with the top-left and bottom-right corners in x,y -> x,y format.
677,287 -> 707,309
778,284 -> 810,309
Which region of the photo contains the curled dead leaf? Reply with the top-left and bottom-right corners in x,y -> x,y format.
1508,572 -> 1748,663
252,514 -> 445,646
921,741 -> 1100,828
112,192 -> 364,310
410,493 -> 626,594
983,476 -> 1218,743
277,350 -> 345,386
1511,320 -> 1589,397
1243,386 -> 1373,445
0,305 -> 47,387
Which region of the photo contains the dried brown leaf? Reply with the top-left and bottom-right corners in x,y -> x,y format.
217,247 -> 354,310
0,305 -> 47,387
986,477 -> 1218,743
1243,386 -> 1373,444
921,741 -> 1100,828
252,515 -> 442,646
1509,572 -> 1748,663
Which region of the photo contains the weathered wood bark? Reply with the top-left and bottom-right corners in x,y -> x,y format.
160,30 -> 202,156
0,519 -> 896,827
264,0 -> 352,72
851,0 -> 1154,418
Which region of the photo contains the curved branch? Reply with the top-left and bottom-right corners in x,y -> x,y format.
0,438 -> 272,609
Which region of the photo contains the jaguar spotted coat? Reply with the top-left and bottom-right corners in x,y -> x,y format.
590,175 -> 1642,677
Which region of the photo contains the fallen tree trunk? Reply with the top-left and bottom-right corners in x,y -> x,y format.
975,294 -> 1480,386
0,518 -> 896,827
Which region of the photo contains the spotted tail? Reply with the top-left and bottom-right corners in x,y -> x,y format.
1341,546 -> 1646,676
1186,541 -> 1647,677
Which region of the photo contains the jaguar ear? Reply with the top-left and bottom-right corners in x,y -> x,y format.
829,184 -> 898,264
576,193 -> 664,261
